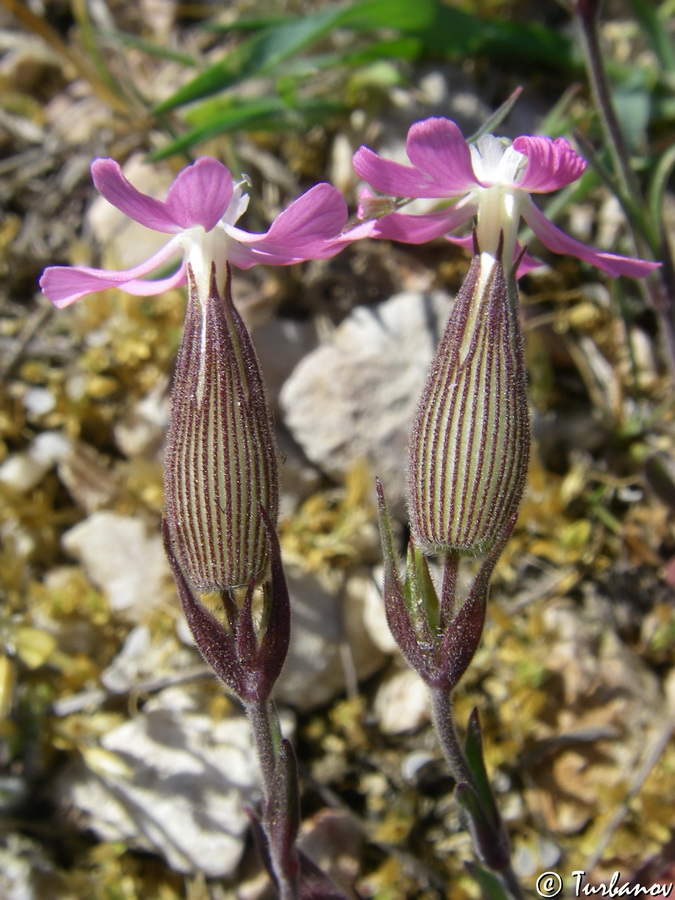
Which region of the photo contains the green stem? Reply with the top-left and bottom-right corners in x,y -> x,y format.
246,697 -> 280,801
246,698 -> 298,900
430,687 -> 525,900
430,687 -> 474,787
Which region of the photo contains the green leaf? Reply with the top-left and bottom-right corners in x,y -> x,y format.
463,709 -> 500,829
464,861 -> 512,900
205,14 -> 290,34
624,0 -> 675,73
148,96 -> 345,161
98,29 -> 197,66
648,142 -> 675,238
412,544 -> 440,633
414,5 -> 573,69
336,0 -> 435,30
611,70 -> 653,151
153,6 -> 341,113
467,86 -> 523,143
152,0 -> 433,115
341,35 -> 423,66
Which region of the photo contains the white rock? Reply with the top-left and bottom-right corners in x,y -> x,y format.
275,566 -> 387,712
276,428 -> 323,519
114,374 -> 170,458
280,291 -> 452,515
53,695 -> 261,877
61,511 -> 173,621
253,315 -> 319,415
0,834 -> 63,900
99,624 -> 152,693
361,566 -> 398,655
23,387 -> 56,417
0,431 -> 70,493
400,750 -> 436,782
374,668 -> 429,735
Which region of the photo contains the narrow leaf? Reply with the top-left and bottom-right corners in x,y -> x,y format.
376,480 -> 436,683
153,6 -> 345,113
624,0 -> 675,72
298,851 -> 351,899
467,86 -> 523,144
648,143 -> 675,240
267,739 -> 301,875
464,861 -> 512,900
464,709 -> 501,829
410,542 -> 440,635
256,507 -> 292,700
337,0 -> 435,30
455,782 -> 510,871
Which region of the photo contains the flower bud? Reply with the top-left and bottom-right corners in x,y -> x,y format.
164,263 -> 279,591
408,253 -> 530,555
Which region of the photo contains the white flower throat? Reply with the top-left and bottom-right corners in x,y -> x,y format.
181,179 -> 251,304
469,135 -> 528,278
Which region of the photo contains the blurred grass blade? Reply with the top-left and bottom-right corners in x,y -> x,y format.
153,6 -> 341,113
335,0 -> 434,30
71,0 -> 120,96
206,14 -> 290,33
100,29 -> 198,66
625,0 -> 675,72
148,97 -> 345,161
467,86 -> 523,143
341,35 -> 423,65
417,5 -> 572,68
153,0 -> 434,115
464,862 -> 511,900
648,143 -> 675,236
610,68 -> 653,151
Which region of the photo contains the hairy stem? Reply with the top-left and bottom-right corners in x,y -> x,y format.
246,699 -> 299,900
430,686 -> 474,786
430,687 -> 525,900
246,697 -> 280,799
576,2 -> 642,224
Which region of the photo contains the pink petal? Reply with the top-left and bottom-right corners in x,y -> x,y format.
92,159 -> 184,233
40,237 -> 185,308
92,158 -> 233,234
444,233 -> 475,251
513,136 -> 586,193
164,158 -> 234,231
226,183 -> 349,267
365,201 -> 477,244
514,250 -> 546,277
521,197 -> 661,278
405,118 -> 481,192
353,147 -> 458,199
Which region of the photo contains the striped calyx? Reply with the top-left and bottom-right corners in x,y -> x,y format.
408,253 -> 530,555
164,263 -> 279,592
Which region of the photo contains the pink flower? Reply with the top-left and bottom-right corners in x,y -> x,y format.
41,157 -> 361,308
353,117 -> 659,279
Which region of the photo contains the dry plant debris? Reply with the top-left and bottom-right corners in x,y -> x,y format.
0,1 -> 673,898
